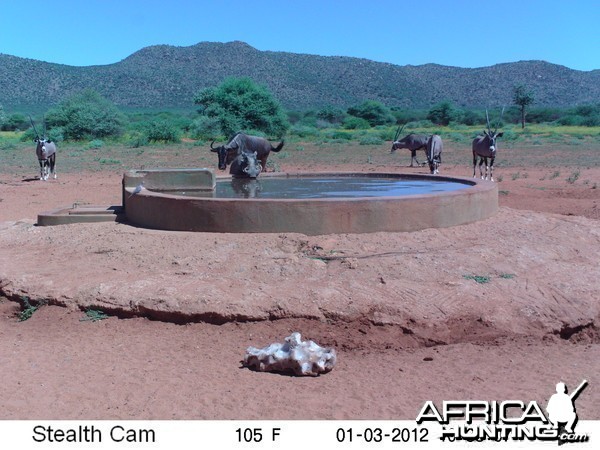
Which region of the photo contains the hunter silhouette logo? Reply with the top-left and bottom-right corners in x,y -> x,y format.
546,380 -> 588,444
416,380 -> 590,443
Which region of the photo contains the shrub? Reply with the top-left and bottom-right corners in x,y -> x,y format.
347,100 -> 395,126
359,135 -> 384,145
501,129 -> 519,141
461,110 -> 485,126
189,115 -> 222,140
330,131 -> 353,140
290,124 -> 320,138
194,77 -> 289,137
46,89 -> 125,140
316,106 -> 347,125
342,116 -> 371,130
391,108 -> 428,124
1,112 -> 29,131
447,132 -> 468,143
87,139 -> 104,149
427,101 -> 461,126
286,110 -> 304,125
126,131 -> 149,148
143,120 -> 181,143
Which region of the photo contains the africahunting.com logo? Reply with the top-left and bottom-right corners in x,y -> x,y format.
416,380 -> 589,444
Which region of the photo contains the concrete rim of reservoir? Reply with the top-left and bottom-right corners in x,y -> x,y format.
123,170 -> 498,235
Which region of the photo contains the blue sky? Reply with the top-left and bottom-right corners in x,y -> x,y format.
1,0 -> 598,71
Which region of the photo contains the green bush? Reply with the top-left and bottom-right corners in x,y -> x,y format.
359,135 -> 384,145
342,116 -> 371,130
143,120 -> 181,143
461,110 -> 485,126
1,112 -> 29,131
427,101 -> 461,126
19,125 -> 63,143
391,108 -> 428,124
189,115 -> 222,140
126,131 -> 149,148
330,131 -> 353,140
447,132 -> 468,143
347,100 -> 394,126
46,89 -> 125,140
501,129 -> 519,141
87,139 -> 104,149
316,106 -> 347,125
194,77 -> 289,137
290,124 -> 320,138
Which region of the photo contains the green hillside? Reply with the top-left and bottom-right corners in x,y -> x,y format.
1,41 -> 598,111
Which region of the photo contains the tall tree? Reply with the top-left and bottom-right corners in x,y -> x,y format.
427,101 -> 460,126
194,77 -> 289,138
513,85 -> 535,129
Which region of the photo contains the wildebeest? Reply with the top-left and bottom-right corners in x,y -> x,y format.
426,134 -> 443,175
229,150 -> 262,178
210,132 -> 284,173
472,110 -> 504,181
390,125 -> 428,167
30,117 -> 57,181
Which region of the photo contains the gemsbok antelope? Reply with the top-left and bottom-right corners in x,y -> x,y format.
472,109 -> 504,181
390,124 -> 429,167
426,134 -> 443,175
30,116 -> 57,181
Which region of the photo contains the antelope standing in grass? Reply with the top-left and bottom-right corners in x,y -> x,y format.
30,117 -> 57,181
472,109 -> 503,181
390,124 -> 429,167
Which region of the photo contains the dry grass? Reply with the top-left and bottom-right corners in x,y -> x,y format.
1,133 -> 599,177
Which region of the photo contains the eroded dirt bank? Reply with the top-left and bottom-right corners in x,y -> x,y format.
1,168 -> 599,419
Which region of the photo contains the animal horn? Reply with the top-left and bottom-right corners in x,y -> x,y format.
394,123 -> 406,141
43,116 -> 47,139
29,115 -> 40,140
485,109 -> 491,134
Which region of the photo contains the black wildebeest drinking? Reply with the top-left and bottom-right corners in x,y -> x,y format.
426,134 -> 443,175
390,125 -> 429,167
229,150 -> 262,178
210,132 -> 285,174
472,110 -> 504,181
30,116 -> 57,181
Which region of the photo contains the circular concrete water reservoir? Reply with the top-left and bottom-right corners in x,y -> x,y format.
123,170 -> 498,235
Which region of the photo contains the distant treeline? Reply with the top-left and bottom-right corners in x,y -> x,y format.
3,101 -> 599,140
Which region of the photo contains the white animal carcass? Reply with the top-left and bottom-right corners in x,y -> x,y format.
243,332 -> 337,376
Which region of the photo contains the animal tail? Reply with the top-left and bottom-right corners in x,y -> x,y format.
272,140 -> 285,152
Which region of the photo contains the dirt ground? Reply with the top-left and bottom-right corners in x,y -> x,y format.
0,158 -> 599,420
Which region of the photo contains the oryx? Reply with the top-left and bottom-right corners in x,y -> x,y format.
472,109 -> 504,181
390,124 -> 429,167
30,116 -> 57,181
426,134 -> 443,175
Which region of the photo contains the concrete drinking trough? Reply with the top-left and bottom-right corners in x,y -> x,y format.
122,169 -> 498,235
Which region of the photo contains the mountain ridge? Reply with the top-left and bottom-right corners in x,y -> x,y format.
1,41 -> 598,112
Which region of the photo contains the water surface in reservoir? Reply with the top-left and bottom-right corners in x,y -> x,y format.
157,176 -> 471,199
